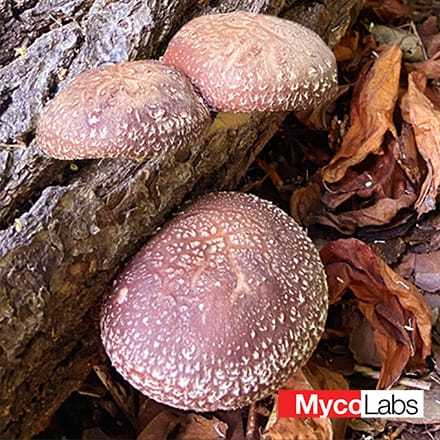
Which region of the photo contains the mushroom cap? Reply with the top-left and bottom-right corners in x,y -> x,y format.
101,192 -> 328,411
162,12 -> 337,112
36,60 -> 210,160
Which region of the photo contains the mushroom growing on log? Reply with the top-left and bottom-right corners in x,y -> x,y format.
162,11 -> 338,112
101,192 -> 328,411
35,12 -> 338,161
36,60 -> 210,160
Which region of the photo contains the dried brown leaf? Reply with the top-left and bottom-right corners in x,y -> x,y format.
338,35 -> 380,78
423,85 -> 440,113
333,31 -> 360,62
320,238 -> 432,389
322,45 -> 402,183
364,0 -> 411,21
318,142 -> 416,233
303,363 -> 349,390
401,72 -> 440,215
137,398 -> 170,434
411,51 -> 440,79
262,371 -> 333,440
419,16 -> 440,58
289,182 -> 321,226
321,144 -> 413,209
403,211 -> 440,252
348,315 -> 383,367
138,412 -> 227,440
395,123 -> 425,187
137,411 -> 184,440
291,140 -> 418,234
315,203 -> 411,234
398,251 -> 440,293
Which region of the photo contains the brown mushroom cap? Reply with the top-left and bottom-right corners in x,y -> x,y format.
162,12 -> 337,112
101,192 -> 328,411
36,60 -> 210,160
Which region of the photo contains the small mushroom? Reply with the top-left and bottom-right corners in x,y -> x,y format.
36,60 -> 210,160
162,11 -> 338,112
101,191 -> 328,411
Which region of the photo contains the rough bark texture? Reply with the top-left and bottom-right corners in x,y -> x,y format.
0,0 -> 360,437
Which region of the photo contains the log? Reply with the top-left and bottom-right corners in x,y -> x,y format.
0,0 -> 360,437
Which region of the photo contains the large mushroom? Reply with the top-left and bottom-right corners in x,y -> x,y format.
101,192 -> 328,411
162,11 -> 337,112
36,60 -> 210,160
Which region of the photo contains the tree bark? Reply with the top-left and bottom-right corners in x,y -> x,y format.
0,0 -> 360,437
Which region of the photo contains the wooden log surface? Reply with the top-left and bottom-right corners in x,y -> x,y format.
0,0 -> 360,437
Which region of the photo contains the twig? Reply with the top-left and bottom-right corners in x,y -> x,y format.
256,159 -> 285,191
409,21 -> 428,61
354,365 -> 431,391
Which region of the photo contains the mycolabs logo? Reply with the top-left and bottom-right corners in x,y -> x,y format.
278,390 -> 424,418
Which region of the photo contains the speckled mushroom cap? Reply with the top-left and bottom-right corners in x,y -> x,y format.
35,60 -> 210,160
162,12 -> 337,112
101,192 -> 328,411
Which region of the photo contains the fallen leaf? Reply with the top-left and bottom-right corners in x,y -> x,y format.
137,397 -> 170,434
262,370 -> 333,440
213,411 -> 244,440
424,84 -> 440,110
403,211 -> 440,253
303,363 -> 349,391
138,411 -> 184,440
348,314 -> 383,368
411,50 -> 440,79
370,237 -> 407,266
289,182 -> 321,226
333,31 -> 360,62
322,45 -> 402,183
394,123 -> 425,187
138,411 -> 228,440
323,141 -> 416,214
418,16 -> 440,58
320,238 -> 432,389
317,192 -> 415,235
401,72 -> 440,216
298,141 -> 418,234
335,34 -> 380,78
398,251 -> 440,294
365,0 -> 411,21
